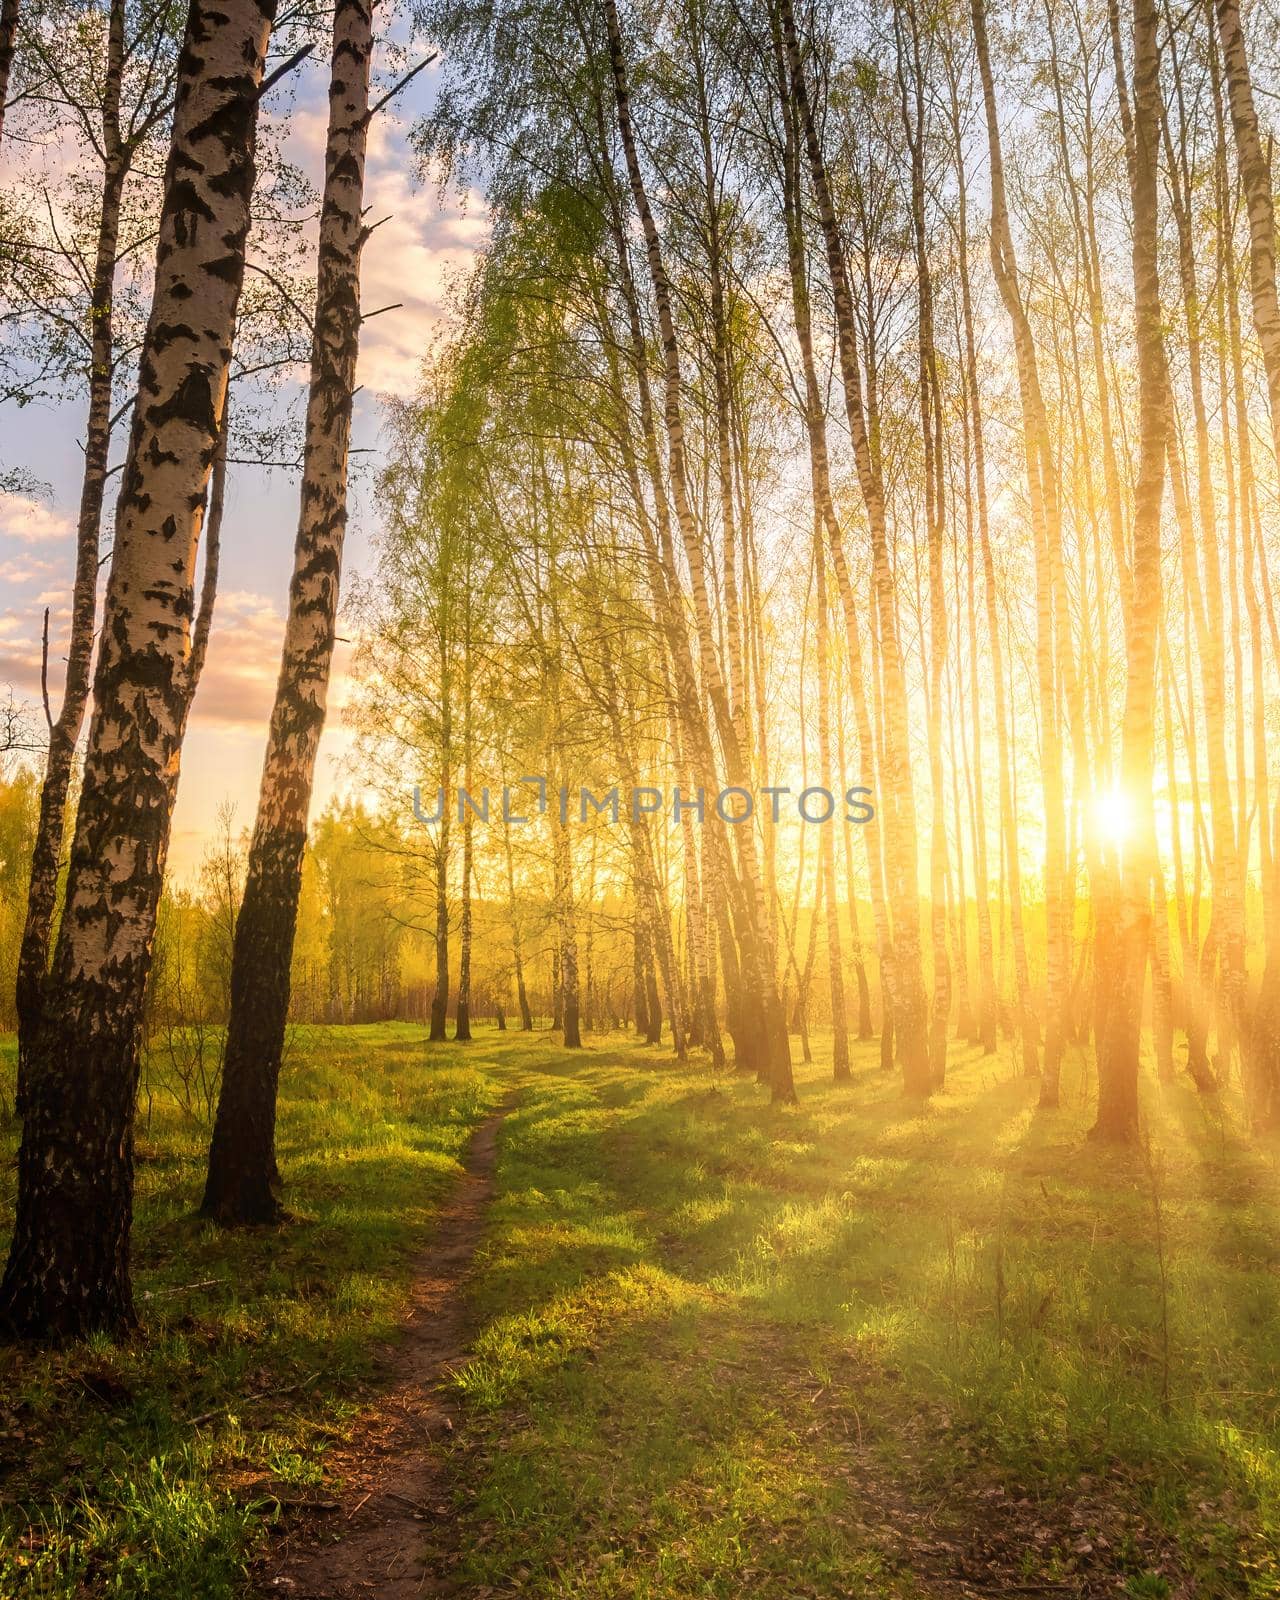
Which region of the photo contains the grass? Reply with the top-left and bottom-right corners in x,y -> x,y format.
2,1025 -> 1280,1595
443,1032 -> 1280,1599
0,1023 -> 508,1596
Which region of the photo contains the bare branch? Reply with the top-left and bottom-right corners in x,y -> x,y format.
40,608 -> 53,730
366,52 -> 438,120
257,43 -> 314,100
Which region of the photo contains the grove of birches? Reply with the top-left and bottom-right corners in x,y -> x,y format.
0,0 -> 1279,1349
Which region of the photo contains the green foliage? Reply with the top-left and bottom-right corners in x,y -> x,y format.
0,767 -> 38,1038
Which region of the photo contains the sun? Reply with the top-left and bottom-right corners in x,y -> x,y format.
1094,784 -> 1134,848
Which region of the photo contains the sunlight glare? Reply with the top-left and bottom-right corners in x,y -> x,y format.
1094,784 -> 1134,848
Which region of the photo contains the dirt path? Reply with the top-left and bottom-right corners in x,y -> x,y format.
261,1103 -> 511,1599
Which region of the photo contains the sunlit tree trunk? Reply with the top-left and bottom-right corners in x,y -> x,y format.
1213,0 -> 1280,473
455,581 -> 474,1042
972,0 -> 1069,1100
633,913 -> 651,1039
771,11 -> 895,1066
554,781 -> 582,1050
945,51 -> 1026,1064
587,74 -> 745,1073
200,0 -> 373,1222
429,628 -> 452,1041
837,694 -> 874,1040
596,630 -> 688,1058
502,811 -> 533,1030
666,678 -> 722,1064
14,0 -> 128,1112
1159,31 -> 1239,1083
605,0 -> 793,1101
814,524 -> 850,1079
1,0 -> 276,1337
1213,0 -> 1280,1121
1093,0 -> 1167,1143
778,0 -> 928,1096
897,0 -> 949,1085
690,18 -> 749,773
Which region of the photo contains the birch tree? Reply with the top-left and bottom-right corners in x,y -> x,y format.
0,0 -> 278,1339
201,0 -> 378,1225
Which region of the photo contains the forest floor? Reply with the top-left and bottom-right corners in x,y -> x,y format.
1,1025 -> 1279,1598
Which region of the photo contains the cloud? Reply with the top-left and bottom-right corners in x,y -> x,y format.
185,590 -> 286,729
356,126 -> 488,398
0,556 -> 59,586
0,491 -> 74,546
0,643 -> 45,692
0,600 -> 77,696
269,95 -> 488,401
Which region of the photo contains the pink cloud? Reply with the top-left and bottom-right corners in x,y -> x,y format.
0,556 -> 59,585
0,492 -> 74,546
261,89 -> 488,402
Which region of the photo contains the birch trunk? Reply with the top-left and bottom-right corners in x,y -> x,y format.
1213,0 -> 1280,1119
0,0 -> 18,146
1,0 -> 276,1338
604,0 -> 794,1101
455,582 -> 474,1042
972,0 -> 1068,1095
814,525 -> 850,1079
201,0 -> 373,1223
1161,29 -> 1241,1081
772,9 -> 894,1062
1093,0 -> 1167,1143
1214,0 -> 1280,475
947,54 -> 1026,1063
15,0 -> 128,1109
502,812 -> 533,1030
778,0 -> 929,1095
897,0 -> 950,1085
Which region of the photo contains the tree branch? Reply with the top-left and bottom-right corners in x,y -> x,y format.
366,52 -> 438,119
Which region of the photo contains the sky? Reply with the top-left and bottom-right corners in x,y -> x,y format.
0,46 -> 485,881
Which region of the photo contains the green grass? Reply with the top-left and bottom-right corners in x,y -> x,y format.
442,1034 -> 1280,1598
0,1023 -> 509,1596
2,1026 -> 1280,1595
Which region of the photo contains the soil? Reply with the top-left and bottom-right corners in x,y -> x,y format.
258,1104 -> 510,1599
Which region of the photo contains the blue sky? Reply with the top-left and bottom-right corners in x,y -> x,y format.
0,45 -> 485,878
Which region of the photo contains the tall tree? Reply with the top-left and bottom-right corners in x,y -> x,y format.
201,0 -> 375,1224
972,0 -> 1071,1101
604,0 -> 794,1101
1093,0 -> 1168,1142
1213,0 -> 1280,1122
14,0 -> 180,1111
778,0 -> 931,1096
0,0 -> 278,1338
0,0 -> 18,146
896,0 -> 951,1085
813,522 -> 850,1079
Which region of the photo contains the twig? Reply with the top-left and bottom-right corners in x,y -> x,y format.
139,1277 -> 226,1301
366,52 -> 438,119
244,259 -> 315,333
257,1493 -> 339,1512
951,1584 -> 1079,1595
188,1371 -> 321,1427
258,44 -> 314,100
39,608 -> 52,730
382,1489 -> 429,1513
347,1489 -> 374,1520
361,301 -> 402,321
